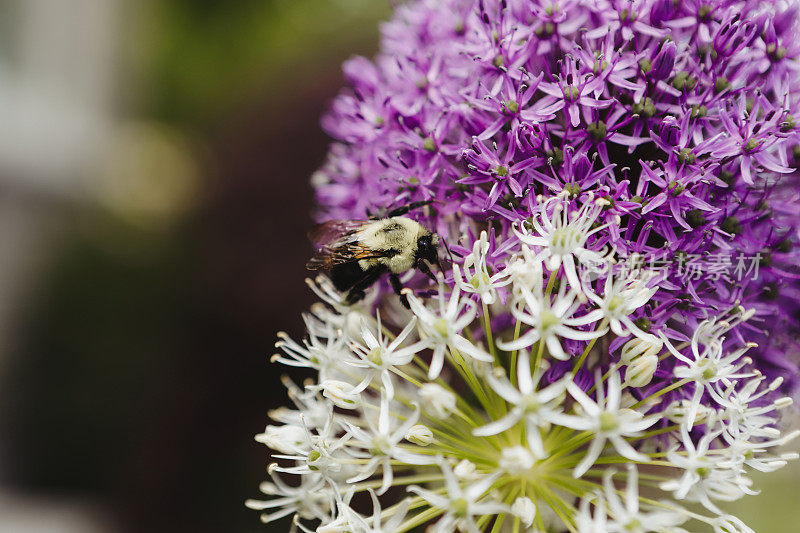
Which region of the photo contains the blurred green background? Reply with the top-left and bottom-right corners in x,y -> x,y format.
0,1 -> 795,532
0,1 -> 389,532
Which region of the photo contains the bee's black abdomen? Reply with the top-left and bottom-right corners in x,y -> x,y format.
330,262 -> 369,291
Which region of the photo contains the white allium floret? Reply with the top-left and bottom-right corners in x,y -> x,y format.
511,496 -> 537,528
419,383 -> 457,418
404,282 -> 492,379
575,493 -> 608,533
624,353 -> 658,388
405,424 -> 434,446
453,459 -> 479,481
514,196 -> 609,291
497,271 -> 607,360
255,424 -> 308,455
343,397 -> 433,494
453,230 -> 510,305
499,445 -> 535,472
662,313 -> 758,426
473,349 -> 572,458
600,466 -> 688,533
563,370 -> 659,477
585,268 -> 657,339
620,334 -> 663,365
408,460 -> 507,533
318,380 -> 361,410
346,313 -> 427,398
246,470 -> 332,525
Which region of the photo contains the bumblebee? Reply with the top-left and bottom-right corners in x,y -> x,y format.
307,202 -> 441,308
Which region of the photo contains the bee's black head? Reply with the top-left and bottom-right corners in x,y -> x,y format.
415,233 -> 439,265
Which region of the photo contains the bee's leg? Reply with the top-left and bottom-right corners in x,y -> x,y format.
344,288 -> 367,305
416,259 -> 437,283
388,273 -> 410,309
386,200 -> 434,218
344,267 -> 385,305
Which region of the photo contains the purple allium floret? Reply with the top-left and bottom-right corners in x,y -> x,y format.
312,0 -> 800,406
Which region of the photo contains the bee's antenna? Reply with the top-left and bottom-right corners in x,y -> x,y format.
387,200 -> 437,218
440,235 -> 456,266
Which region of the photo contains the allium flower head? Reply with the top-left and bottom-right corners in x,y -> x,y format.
251,1 -> 800,531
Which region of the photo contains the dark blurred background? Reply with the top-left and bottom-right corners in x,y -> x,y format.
0,1 -> 388,532
0,1 -> 795,532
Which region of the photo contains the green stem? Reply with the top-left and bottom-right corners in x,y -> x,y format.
533,340 -> 545,381
509,315 -> 522,387
353,473 -> 443,491
545,268 -> 558,297
483,301 -> 499,362
397,506 -> 443,533
632,377 -> 692,409
572,318 -> 608,374
448,344 -> 498,417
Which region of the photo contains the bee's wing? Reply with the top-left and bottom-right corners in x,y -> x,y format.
307,220 -> 388,271
307,219 -> 366,249
306,242 -> 392,271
